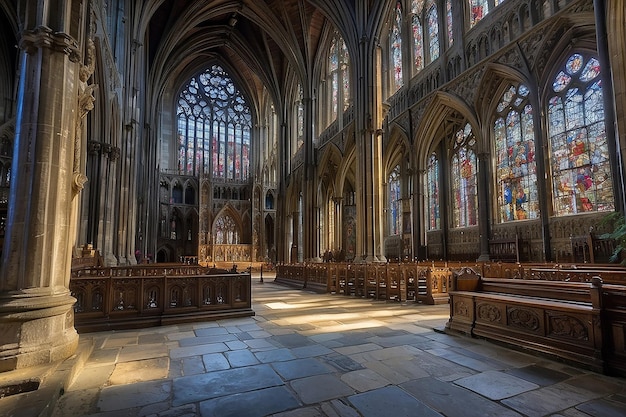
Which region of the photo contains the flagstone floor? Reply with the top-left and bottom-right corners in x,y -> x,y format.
6,272 -> 626,416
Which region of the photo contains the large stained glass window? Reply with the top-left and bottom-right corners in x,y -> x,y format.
411,0 -> 440,73
389,165 -> 402,235
294,85 -> 304,156
426,0 -> 440,62
411,0 -> 424,72
494,84 -> 538,222
452,123 -> 478,227
548,53 -> 613,215
469,0 -> 489,28
177,65 -> 251,179
446,0 -> 453,46
427,152 -> 440,230
391,1 -> 404,91
328,33 -> 351,122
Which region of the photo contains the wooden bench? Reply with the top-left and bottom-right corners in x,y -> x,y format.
446,267 -> 605,373
489,234 -> 529,263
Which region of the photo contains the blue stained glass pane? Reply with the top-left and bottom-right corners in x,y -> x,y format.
584,80 -> 604,124
565,88 -> 584,130
553,71 -> 571,92
580,57 -> 601,82
518,84 -> 529,96
566,53 -> 584,75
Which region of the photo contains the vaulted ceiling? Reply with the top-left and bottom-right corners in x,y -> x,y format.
143,0 -> 366,113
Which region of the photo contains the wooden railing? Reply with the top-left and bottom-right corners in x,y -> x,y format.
70,264 -> 253,332
275,261 -> 626,304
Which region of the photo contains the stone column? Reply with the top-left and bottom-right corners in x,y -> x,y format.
0,20 -> 87,370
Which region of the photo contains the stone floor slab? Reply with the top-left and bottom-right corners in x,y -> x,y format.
289,374 -> 355,404
575,397 -> 626,417
401,376 -> 523,417
199,386 -> 300,417
108,357 -> 170,385
341,368 -> 391,392
348,386 -> 442,417
97,380 -> 171,412
271,357 -> 333,380
225,349 -> 259,367
172,364 -> 283,406
455,370 -> 539,400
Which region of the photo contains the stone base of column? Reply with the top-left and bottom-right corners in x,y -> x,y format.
0,289 -> 79,373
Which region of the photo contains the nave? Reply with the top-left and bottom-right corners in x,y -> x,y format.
3,274 -> 625,417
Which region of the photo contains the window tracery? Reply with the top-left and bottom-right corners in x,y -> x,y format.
214,213 -> 240,245
548,53 -> 613,215
389,165 -> 402,235
391,1 -> 404,91
452,123 -> 478,227
177,64 -> 251,180
494,84 -> 538,222
427,152 -> 440,230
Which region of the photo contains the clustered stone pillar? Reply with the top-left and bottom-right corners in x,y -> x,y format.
0,22 -> 86,371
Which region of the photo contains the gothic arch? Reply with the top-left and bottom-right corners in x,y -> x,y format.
212,204 -> 243,244
414,91 -> 480,168
384,124 -> 411,175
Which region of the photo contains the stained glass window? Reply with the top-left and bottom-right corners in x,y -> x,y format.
469,0 -> 489,28
177,65 -> 251,179
494,84 -> 538,222
427,152 -> 440,230
391,1 -> 404,91
214,213 -> 239,244
426,0 -> 440,62
548,53 -> 613,215
446,0 -> 453,46
411,0 -> 440,72
411,0 -> 424,72
452,123 -> 478,227
327,33 -> 350,124
294,85 -> 304,155
389,165 -> 402,235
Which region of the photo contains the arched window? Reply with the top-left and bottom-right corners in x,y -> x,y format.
327,197 -> 335,250
177,65 -> 251,180
411,0 -> 440,73
451,123 -> 478,227
469,0 -> 489,28
214,213 -> 239,244
328,33 -> 350,123
388,165 -> 402,235
411,0 -> 424,72
494,84 -> 538,222
427,152 -> 441,230
391,1 -> 404,91
294,85 -> 304,156
426,0 -> 440,62
548,53 -> 614,215
446,0 -> 453,47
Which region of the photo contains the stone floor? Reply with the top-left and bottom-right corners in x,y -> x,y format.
4,272 -> 626,416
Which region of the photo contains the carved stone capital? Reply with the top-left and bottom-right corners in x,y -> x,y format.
20,26 -> 80,62
73,172 -> 88,193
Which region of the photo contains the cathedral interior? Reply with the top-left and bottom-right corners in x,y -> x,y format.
2,0 -> 626,415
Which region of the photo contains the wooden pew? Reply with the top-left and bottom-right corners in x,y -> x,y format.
446,268 -> 605,373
